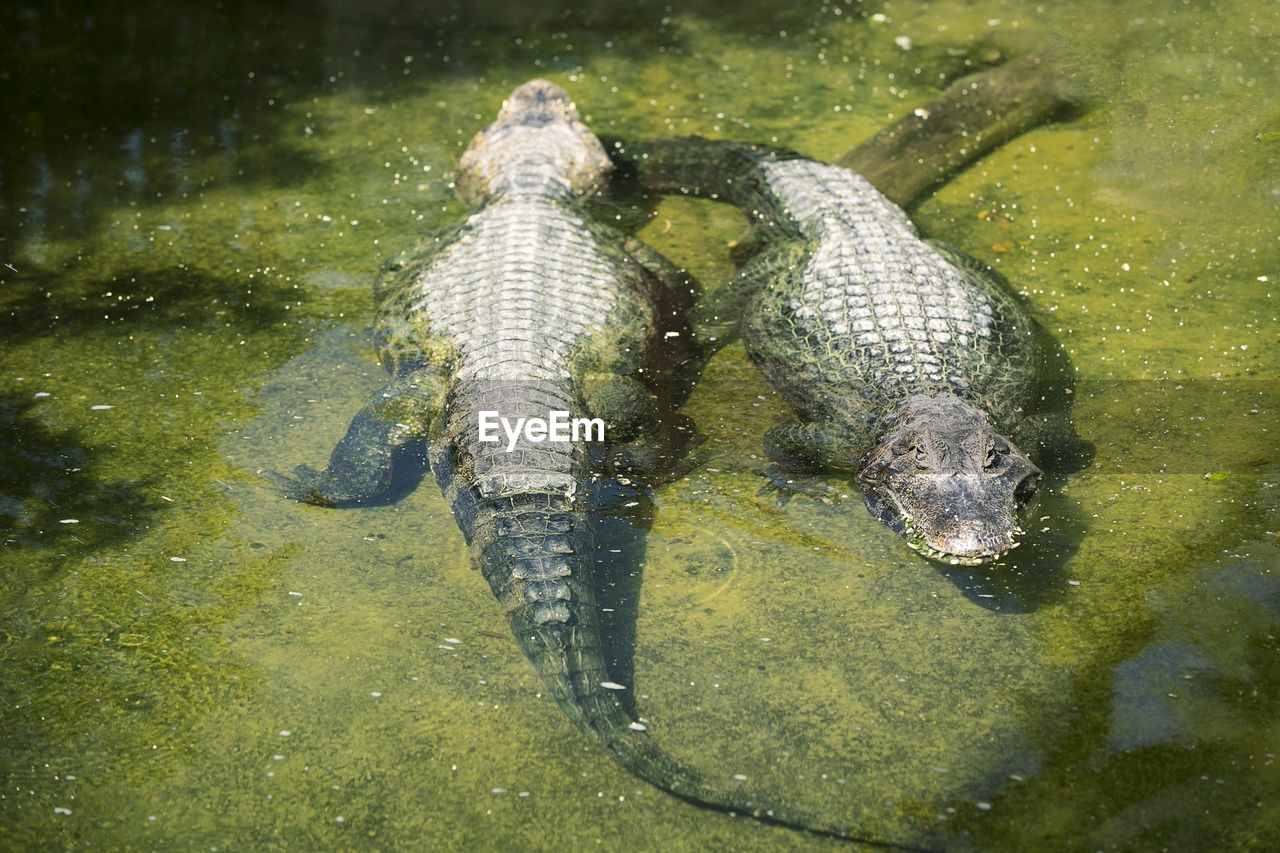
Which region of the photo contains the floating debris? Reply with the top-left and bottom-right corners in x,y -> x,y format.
628,721 -> 647,731
54,807 -> 72,816
90,404 -> 114,410
59,519 -> 79,524
600,681 -> 626,691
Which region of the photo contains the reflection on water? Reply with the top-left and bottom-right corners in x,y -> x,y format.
2,0 -> 1277,850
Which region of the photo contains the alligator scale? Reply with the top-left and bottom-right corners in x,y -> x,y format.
619,139 -> 1049,564
268,81 -> 880,840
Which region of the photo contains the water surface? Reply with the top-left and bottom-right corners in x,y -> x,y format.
2,1 -> 1277,850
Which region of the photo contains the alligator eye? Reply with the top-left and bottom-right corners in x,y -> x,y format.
1015,473 -> 1041,508
984,437 -> 1009,470
912,444 -> 930,469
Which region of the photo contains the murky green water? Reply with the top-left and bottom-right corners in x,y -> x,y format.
2,1 -> 1277,850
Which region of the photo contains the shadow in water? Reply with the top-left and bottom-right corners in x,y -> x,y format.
0,262 -> 296,346
0,393 -> 160,586
582,476 -> 657,719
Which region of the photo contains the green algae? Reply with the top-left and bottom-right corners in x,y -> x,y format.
2,0 -> 1278,850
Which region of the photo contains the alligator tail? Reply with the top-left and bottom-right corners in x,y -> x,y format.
434,385 -> 927,850
612,137 -> 801,235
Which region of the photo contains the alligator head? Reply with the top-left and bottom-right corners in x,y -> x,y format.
456,78 -> 612,202
858,393 -> 1042,565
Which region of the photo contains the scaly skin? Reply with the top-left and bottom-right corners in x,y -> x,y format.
268,81 -> 907,845
615,138 -> 1045,565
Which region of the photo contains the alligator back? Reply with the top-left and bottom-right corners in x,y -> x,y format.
742,156 -> 1041,432
616,139 -> 1039,432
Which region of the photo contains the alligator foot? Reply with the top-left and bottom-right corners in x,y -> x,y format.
755,465 -> 842,506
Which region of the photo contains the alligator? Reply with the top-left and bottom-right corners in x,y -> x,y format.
613,137 -> 1053,565
265,80 -> 905,843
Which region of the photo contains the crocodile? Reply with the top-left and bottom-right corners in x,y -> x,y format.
266,80 -> 898,842
614,138 -> 1051,565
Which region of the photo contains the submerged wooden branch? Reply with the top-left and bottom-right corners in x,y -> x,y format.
840,53 -> 1080,208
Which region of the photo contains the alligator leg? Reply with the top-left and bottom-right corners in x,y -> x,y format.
263,368 -> 447,506
762,421 -> 865,474
688,239 -> 818,353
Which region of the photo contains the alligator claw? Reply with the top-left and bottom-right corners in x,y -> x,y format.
258,466 -> 335,507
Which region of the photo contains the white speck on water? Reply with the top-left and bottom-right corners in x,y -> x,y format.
760,637 -> 772,642
733,774 -> 748,781
170,557 -> 186,562
35,391 -> 50,398
59,518 -> 79,524
628,721 -> 647,731
894,35 -> 913,50
1068,579 -> 1081,586
335,816 -> 345,823
54,806 -> 72,815
518,791 -> 530,798
443,637 -> 462,644
287,591 -> 303,597
272,754 -> 284,761
437,645 -> 455,651
600,681 -> 626,690
370,691 -> 382,698
491,788 -> 507,794
279,730 -> 292,737
976,801 -> 993,811
90,404 -> 114,410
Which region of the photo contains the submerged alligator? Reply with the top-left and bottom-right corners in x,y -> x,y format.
616,138 -> 1054,565
267,80 -> 896,842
